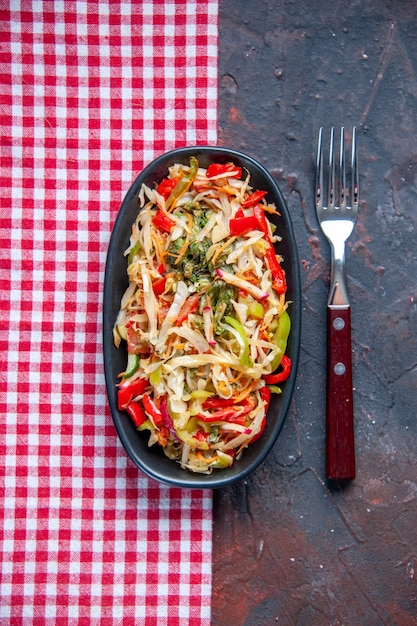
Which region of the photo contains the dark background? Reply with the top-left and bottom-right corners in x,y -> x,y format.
213,1 -> 417,624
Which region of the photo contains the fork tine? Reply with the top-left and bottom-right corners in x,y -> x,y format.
328,127 -> 335,209
339,127 -> 346,209
315,127 -> 323,210
351,126 -> 359,210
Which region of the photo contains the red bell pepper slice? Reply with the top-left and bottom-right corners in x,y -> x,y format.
229,215 -> 260,236
242,190 -> 267,208
152,209 -> 176,233
198,397 -> 255,423
126,401 -> 147,428
253,204 -> 271,238
263,355 -> 292,385
253,204 -> 287,295
176,293 -> 200,325
155,427 -> 169,447
259,385 -> 271,407
206,162 -> 242,179
195,429 -> 209,443
118,378 -> 148,410
265,246 -> 287,294
197,407 -> 243,423
202,396 -> 235,409
142,394 -> 164,427
157,177 -> 179,200
152,276 -> 167,296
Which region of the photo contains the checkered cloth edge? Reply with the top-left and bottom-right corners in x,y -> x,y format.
0,1 -> 217,623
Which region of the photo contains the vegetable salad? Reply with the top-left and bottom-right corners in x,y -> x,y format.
113,157 -> 292,473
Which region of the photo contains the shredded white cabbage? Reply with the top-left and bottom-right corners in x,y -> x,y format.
113,156 -> 291,473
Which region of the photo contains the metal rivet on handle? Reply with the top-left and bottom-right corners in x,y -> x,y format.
333,317 -> 345,330
334,362 -> 346,375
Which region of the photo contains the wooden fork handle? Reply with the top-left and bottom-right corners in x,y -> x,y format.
326,306 -> 355,481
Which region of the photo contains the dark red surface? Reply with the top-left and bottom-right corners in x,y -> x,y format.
213,1 -> 417,624
326,306 -> 355,481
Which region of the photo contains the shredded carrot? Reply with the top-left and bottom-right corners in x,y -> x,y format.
175,213 -> 193,265
211,236 -> 237,264
263,205 -> 281,216
237,269 -> 259,283
215,184 -> 239,197
151,230 -> 167,267
160,334 -> 176,359
197,451 -> 218,464
232,380 -> 259,404
236,440 -> 250,456
227,370 -> 244,384
194,183 -> 238,197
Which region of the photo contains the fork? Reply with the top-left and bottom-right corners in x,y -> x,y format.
315,127 -> 359,481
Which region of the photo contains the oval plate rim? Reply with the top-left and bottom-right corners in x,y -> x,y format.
103,145 -> 301,489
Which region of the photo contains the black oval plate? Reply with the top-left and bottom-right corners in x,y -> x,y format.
103,146 -> 301,489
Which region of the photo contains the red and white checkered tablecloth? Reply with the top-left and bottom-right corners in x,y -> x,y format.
0,1 -> 217,623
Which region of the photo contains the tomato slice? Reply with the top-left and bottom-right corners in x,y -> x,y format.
206,162 -> 242,179
152,209 -> 175,233
157,177 -> 179,199
176,293 -> 200,325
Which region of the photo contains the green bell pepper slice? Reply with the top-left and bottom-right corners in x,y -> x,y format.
223,315 -> 252,367
270,309 -> 291,372
165,156 -> 199,211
